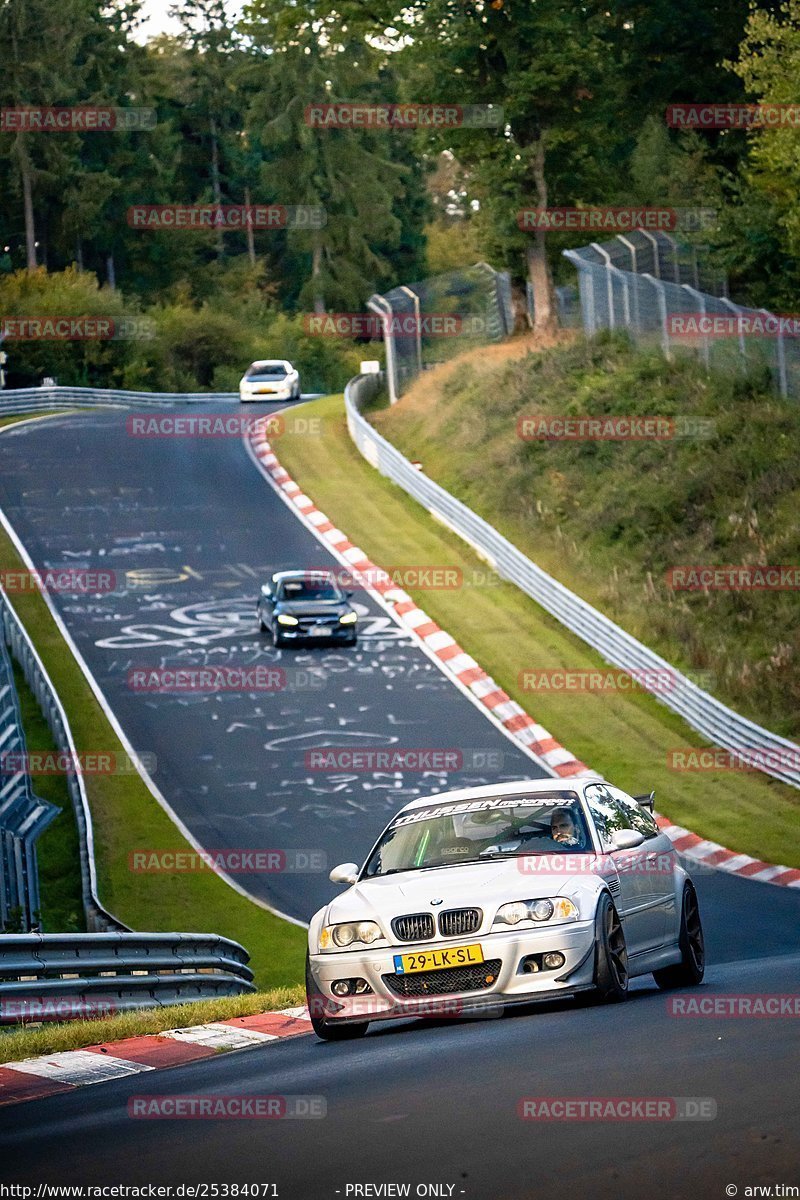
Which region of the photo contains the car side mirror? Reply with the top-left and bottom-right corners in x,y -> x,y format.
329,862 -> 359,886
260,585 -> 272,597
611,828 -> 645,851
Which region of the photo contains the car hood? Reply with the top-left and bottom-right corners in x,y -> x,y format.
276,600 -> 350,616
326,859 -> 588,927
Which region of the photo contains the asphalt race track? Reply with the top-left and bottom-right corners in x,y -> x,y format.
0,404 -> 543,920
1,924 -> 798,1194
1,403 -> 798,1198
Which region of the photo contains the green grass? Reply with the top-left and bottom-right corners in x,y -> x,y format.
0,986 -> 305,1063
374,332 -> 800,741
10,661 -> 85,933
0,415 -> 308,991
275,391 -> 799,869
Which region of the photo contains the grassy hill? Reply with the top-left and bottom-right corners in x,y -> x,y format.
372,332 -> 800,741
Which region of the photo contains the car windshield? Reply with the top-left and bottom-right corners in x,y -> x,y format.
277,577 -> 341,602
247,365 -> 287,379
363,795 -> 593,877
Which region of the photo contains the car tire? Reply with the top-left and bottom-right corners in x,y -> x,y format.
305,954 -> 369,1042
592,892 -> 629,1002
653,882 -> 705,990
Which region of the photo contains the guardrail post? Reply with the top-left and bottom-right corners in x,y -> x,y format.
641,274 -> 671,359
682,285 -> 709,370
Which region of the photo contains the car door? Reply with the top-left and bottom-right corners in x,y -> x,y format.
584,784 -> 663,955
607,786 -> 677,946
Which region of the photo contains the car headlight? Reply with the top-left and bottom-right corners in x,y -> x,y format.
339,612 -> 357,625
493,897 -> 579,927
277,614 -> 299,626
327,921 -> 383,948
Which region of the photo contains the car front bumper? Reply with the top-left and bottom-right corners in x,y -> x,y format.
240,387 -> 294,402
276,627 -> 357,643
307,922 -> 597,1023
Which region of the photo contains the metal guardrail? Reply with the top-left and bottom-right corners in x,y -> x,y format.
345,373 -> 800,791
0,631 -> 59,931
0,385 -> 238,416
0,585 -> 127,932
0,932 -> 255,1022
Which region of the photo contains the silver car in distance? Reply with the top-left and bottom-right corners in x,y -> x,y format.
306,777 -> 705,1040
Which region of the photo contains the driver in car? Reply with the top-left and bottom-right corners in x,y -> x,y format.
550,807 -> 585,847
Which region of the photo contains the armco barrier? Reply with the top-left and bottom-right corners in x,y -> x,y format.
0,932 -> 255,1021
0,629 -> 59,931
0,585 -> 127,932
344,372 -> 800,791
0,385 -> 238,416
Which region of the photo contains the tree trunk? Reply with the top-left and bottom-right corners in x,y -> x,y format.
311,232 -> 325,314
209,114 -> 224,258
527,135 -> 558,335
20,153 -> 37,270
106,254 -> 116,290
244,186 -> 256,266
75,242 -> 84,271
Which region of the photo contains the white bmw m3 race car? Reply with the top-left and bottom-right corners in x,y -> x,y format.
306,777 -> 705,1040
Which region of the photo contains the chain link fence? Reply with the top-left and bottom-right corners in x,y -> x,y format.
563,232 -> 800,399
368,262 -> 514,404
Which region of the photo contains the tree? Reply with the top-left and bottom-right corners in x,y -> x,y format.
728,0 -> 800,260
240,5 -> 416,311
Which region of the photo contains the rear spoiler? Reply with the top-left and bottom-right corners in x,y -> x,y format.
633,791 -> 655,812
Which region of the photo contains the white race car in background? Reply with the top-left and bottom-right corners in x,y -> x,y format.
239,359 -> 301,402
306,777 -> 705,1040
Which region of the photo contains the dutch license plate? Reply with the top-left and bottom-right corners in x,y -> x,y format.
310,625 -> 332,636
393,943 -> 484,974
257,388 -> 275,394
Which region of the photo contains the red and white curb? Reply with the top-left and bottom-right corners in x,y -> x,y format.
247,418 -> 800,892
248,423 -> 591,780
656,817 -> 800,888
0,1007 -> 313,1107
